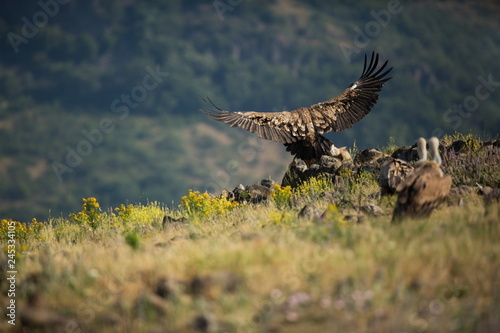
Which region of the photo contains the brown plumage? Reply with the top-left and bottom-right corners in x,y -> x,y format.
392,137 -> 452,223
380,158 -> 414,195
202,52 -> 392,164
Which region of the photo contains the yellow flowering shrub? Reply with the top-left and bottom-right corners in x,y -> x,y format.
0,218 -> 45,242
115,203 -> 134,222
443,132 -> 481,152
346,170 -> 378,198
69,197 -> 103,229
260,211 -> 295,228
181,190 -> 239,219
322,204 -> 346,225
295,175 -> 334,199
2,243 -> 26,263
271,184 -> 293,209
116,201 -> 166,229
337,167 -> 353,180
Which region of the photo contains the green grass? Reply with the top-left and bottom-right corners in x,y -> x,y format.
1,180 -> 499,332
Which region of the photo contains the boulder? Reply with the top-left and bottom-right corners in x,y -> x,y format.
392,144 -> 419,162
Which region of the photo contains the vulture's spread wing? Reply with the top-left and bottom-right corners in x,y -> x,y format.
201,102 -> 305,144
202,52 -> 392,143
307,52 -> 392,133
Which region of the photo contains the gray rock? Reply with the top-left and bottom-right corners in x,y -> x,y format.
477,184 -> 494,196
192,312 -> 218,333
155,277 -> 179,300
483,187 -> 500,206
20,307 -> 72,330
162,215 -> 187,230
134,293 -> 168,318
361,204 -> 384,216
232,185 -> 250,203
298,202 -> 320,219
309,163 -> 321,172
447,140 -> 467,153
354,148 -> 385,165
319,155 -> 343,171
246,184 -> 272,203
392,144 -> 419,162
343,213 -> 365,224
281,159 -> 309,187
260,178 -> 276,188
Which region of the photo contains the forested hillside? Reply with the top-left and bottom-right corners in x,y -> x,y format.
0,0 -> 499,220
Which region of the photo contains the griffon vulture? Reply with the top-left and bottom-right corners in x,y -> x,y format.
392,137 -> 452,223
202,52 -> 392,164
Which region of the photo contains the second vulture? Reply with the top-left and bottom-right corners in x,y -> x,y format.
202,52 -> 392,164
392,137 -> 452,223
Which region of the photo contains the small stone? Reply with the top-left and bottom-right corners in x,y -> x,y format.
484,188 -> 500,206
162,215 -> 187,230
309,164 -> 321,172
189,275 -> 214,297
134,293 -> 167,318
260,178 -> 275,188
189,272 -> 242,300
354,148 -> 385,165
336,162 -> 355,176
293,159 -> 309,173
361,204 -> 384,216
448,140 -> 467,153
240,232 -> 260,241
392,144 -> 419,162
281,159 -> 309,187
170,235 -> 190,241
246,184 -> 272,203
319,155 -> 342,171
447,186 -> 474,206
482,139 -> 500,148
298,202 -> 320,219
332,146 -> 352,161
155,277 -> 179,299
95,313 -> 124,327
232,185 -> 249,203
477,184 -> 493,196
192,312 -> 218,333
20,307 -> 71,330
343,213 -> 364,224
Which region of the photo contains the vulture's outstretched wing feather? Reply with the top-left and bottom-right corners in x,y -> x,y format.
202,100 -> 306,144
202,52 -> 392,145
308,52 -> 392,133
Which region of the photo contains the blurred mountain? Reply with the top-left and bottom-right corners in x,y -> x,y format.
0,0 -> 499,220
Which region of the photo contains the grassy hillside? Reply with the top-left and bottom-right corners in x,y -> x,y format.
3,201 -> 499,332
1,0 -> 499,220
1,133 -> 499,332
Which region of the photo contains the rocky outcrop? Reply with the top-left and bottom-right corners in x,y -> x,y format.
220,137 -> 500,212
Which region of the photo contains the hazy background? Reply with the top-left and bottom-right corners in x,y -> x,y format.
0,0 -> 499,221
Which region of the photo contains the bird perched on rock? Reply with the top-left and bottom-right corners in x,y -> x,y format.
202,52 -> 392,165
392,137 -> 452,223
380,158 -> 414,195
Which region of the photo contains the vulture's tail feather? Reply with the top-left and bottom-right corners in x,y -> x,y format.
284,134 -> 333,163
